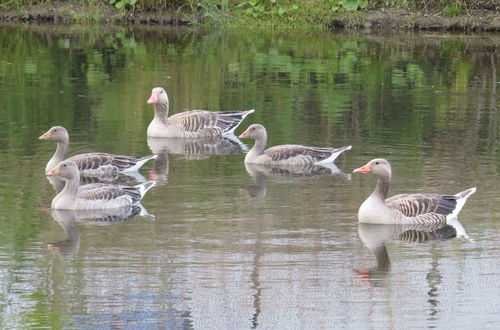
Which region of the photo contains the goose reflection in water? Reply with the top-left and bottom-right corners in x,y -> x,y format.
47,205 -> 150,256
147,135 -> 248,182
354,218 -> 471,286
240,162 -> 351,199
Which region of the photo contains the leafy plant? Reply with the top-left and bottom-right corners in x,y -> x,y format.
199,0 -> 231,25
341,0 -> 368,11
109,0 -> 137,11
442,5 -> 466,16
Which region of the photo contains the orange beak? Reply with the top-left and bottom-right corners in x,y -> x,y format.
38,132 -> 51,140
46,166 -> 60,177
147,93 -> 158,104
353,165 -> 371,174
238,128 -> 250,139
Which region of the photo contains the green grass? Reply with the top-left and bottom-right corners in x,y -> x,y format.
442,5 -> 466,16
0,0 -> 496,27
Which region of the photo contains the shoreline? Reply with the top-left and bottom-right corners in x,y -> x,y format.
1,3 -> 499,31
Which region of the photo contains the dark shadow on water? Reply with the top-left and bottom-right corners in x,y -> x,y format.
240,162 -> 351,199
48,205 -> 150,256
147,135 -> 248,184
355,219 -> 470,287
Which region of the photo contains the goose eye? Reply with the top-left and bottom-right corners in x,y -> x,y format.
63,164 -> 67,167
159,90 -> 163,94
252,127 -> 255,131
54,129 -> 57,132
375,162 -> 379,165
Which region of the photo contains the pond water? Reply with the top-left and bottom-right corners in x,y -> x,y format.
0,25 -> 499,328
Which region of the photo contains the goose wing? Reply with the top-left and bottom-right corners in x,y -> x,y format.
68,153 -> 155,172
265,145 -> 334,162
385,193 -> 457,217
77,184 -> 141,203
169,109 -> 254,135
168,110 -> 220,132
68,153 -> 115,170
213,110 -> 255,134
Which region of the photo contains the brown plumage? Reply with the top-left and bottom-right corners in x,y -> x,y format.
239,124 -> 351,166
146,87 -> 254,138
353,158 -> 476,224
46,160 -> 155,210
39,126 -> 157,176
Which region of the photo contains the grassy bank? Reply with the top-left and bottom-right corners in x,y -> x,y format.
0,0 -> 498,29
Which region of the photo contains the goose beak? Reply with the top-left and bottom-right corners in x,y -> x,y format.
239,129 -> 249,139
38,132 -> 51,140
46,166 -> 60,177
147,94 -> 158,104
353,165 -> 371,174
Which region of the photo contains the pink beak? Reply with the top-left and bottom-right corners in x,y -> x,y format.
353,165 -> 371,174
147,94 -> 158,104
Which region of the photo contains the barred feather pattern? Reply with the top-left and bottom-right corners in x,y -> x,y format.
168,110 -> 254,138
386,193 -> 457,217
57,181 -> 154,210
49,160 -> 155,210
265,145 -> 338,164
68,153 -> 156,175
354,158 -> 475,225
40,126 -> 156,174
398,224 -> 457,243
398,211 -> 447,226
148,93 -> 255,138
241,124 -> 351,166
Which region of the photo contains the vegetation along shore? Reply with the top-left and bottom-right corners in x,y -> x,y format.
0,0 -> 499,31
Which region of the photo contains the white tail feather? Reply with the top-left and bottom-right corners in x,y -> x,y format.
315,145 -> 352,165
447,217 -> 472,241
135,181 -> 156,199
223,109 -> 255,135
447,187 -> 476,220
122,154 -> 158,173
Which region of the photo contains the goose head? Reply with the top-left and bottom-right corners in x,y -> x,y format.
353,158 -> 392,179
46,160 -> 79,181
147,87 -> 169,105
239,124 -> 267,140
39,126 -> 69,143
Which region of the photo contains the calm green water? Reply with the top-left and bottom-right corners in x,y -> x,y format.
0,24 -> 499,328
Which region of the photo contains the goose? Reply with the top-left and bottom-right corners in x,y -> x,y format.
353,158 -> 476,225
238,124 -> 351,166
46,160 -> 155,210
39,126 -> 157,175
146,87 -> 255,138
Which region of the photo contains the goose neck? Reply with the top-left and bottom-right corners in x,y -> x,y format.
154,101 -> 170,125
246,134 -> 267,162
47,140 -> 69,172
55,140 -> 69,160
57,173 -> 80,203
372,175 -> 391,201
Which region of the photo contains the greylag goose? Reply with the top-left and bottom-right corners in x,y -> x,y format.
47,160 -> 155,210
146,87 -> 255,138
238,124 -> 351,165
39,126 -> 157,175
353,158 -> 476,225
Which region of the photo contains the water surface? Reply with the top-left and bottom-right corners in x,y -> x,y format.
0,25 -> 499,328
